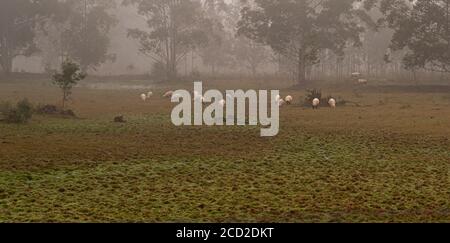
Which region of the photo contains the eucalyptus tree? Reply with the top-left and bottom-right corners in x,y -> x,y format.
237,0 -> 377,83
0,0 -> 59,75
380,0 -> 450,73
123,0 -> 209,81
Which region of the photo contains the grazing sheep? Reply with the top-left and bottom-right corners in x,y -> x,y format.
141,94 -> 147,101
358,79 -> 368,85
312,98 -> 320,109
163,91 -> 174,98
147,91 -> 153,98
328,98 -> 336,108
285,95 -> 293,105
278,99 -> 286,107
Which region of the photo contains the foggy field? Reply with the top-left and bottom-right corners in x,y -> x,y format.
3,0 -> 450,227
0,79 -> 449,223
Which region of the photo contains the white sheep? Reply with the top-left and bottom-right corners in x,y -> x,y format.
278,99 -> 286,107
140,94 -> 147,101
328,98 -> 336,108
312,98 -> 320,109
358,79 -> 368,85
163,91 -> 174,98
147,91 -> 153,98
285,95 -> 293,105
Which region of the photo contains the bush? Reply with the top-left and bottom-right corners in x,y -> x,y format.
305,89 -> 322,102
335,97 -> 348,106
303,89 -> 322,106
0,99 -> 34,124
16,99 -> 33,121
36,104 -> 59,115
302,89 -> 347,107
0,101 -> 12,113
0,102 -> 13,121
36,104 -> 77,118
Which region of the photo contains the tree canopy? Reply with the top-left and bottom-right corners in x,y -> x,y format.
380,0 -> 450,73
237,0 -> 376,83
123,0 -> 209,81
0,0 -> 60,74
47,0 -> 117,72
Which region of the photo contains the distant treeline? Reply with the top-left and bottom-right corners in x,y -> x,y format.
0,0 -> 449,83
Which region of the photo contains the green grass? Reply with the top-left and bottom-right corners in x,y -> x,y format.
0,81 -> 449,222
0,118 -> 448,222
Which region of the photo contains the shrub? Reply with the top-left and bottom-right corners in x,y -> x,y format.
305,89 -> 322,102
336,97 -> 348,106
36,104 -> 77,118
16,99 -> 33,121
0,99 -> 34,124
303,89 -> 322,106
302,89 -> 348,107
0,101 -> 12,114
0,102 -> 12,121
36,104 -> 59,115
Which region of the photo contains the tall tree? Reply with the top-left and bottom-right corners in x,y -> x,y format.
237,0 -> 376,84
0,0 -> 58,75
234,37 -> 269,77
58,0 -> 117,72
123,0 -> 209,81
199,0 -> 234,76
380,0 -> 450,73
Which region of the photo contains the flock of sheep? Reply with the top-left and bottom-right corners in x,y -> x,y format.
277,95 -> 334,109
138,73 -> 368,110
140,91 -> 154,101
140,91 -> 337,109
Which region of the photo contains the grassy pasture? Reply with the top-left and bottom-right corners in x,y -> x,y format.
0,78 -> 449,222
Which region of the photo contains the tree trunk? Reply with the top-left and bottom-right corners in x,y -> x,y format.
170,42 -> 177,80
62,89 -> 68,110
168,61 -> 177,80
306,65 -> 312,81
168,3 -> 178,82
297,54 -> 306,84
0,56 -> 13,75
1,31 -> 13,75
251,65 -> 257,77
166,38 -> 177,81
0,38 -> 13,75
